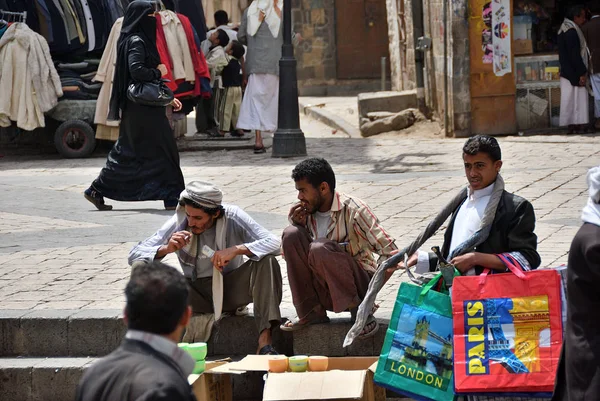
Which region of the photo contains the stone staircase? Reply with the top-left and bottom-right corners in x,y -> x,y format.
0,309 -> 408,401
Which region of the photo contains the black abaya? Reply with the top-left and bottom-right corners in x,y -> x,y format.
90,1 -> 184,205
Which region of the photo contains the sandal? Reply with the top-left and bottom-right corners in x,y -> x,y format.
253,146 -> 266,154
258,344 -> 279,355
84,188 -> 112,211
356,315 -> 379,340
350,303 -> 380,324
280,315 -> 330,332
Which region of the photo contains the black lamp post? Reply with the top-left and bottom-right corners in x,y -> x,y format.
271,0 -> 306,158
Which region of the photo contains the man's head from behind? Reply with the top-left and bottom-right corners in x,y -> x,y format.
462,135 -> 503,191
291,158 -> 336,214
214,10 -> 229,26
178,181 -> 225,235
124,262 -> 191,339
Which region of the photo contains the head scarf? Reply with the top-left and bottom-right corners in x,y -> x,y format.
179,181 -> 223,208
108,0 -> 161,120
582,166 -> 600,226
247,0 -> 282,38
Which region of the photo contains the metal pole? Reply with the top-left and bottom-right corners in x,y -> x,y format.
271,0 -> 307,158
443,0 -> 449,136
381,57 -> 386,91
411,0 -> 426,112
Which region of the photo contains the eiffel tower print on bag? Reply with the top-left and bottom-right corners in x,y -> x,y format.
451,254 -> 563,397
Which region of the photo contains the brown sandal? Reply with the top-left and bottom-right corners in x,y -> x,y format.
280,315 -> 330,332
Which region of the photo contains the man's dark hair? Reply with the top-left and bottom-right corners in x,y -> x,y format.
566,4 -> 586,20
216,29 -> 230,47
463,135 -> 502,162
230,40 -> 245,59
291,158 -> 336,191
179,198 -> 225,219
214,10 -> 229,26
125,262 -> 189,334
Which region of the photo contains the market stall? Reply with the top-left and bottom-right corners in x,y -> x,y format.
0,0 -> 209,158
469,0 -> 577,135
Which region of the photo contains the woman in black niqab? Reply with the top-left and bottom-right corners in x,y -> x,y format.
84,0 -> 185,211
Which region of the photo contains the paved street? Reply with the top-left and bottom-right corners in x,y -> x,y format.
0,114 -> 598,321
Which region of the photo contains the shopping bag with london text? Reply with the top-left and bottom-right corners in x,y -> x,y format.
375,273 -> 457,401
451,255 -> 563,395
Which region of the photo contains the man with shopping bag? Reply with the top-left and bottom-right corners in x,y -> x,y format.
346,135 -> 544,400
400,134 -> 541,275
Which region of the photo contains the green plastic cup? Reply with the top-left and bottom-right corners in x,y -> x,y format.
187,342 -> 208,361
193,359 -> 206,374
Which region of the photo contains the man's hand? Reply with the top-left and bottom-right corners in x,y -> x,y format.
156,231 -> 192,258
211,246 -> 246,271
579,75 -> 587,86
386,250 -> 417,271
289,203 -> 308,227
450,252 -> 479,273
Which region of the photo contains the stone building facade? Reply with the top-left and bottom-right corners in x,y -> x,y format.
387,0 -> 471,137
291,0 -> 338,85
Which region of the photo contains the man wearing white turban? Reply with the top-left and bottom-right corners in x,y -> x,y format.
129,181 -> 283,355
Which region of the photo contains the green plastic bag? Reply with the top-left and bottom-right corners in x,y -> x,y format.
375,273 -> 457,401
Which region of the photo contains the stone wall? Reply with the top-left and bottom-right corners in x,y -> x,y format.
291,0 -> 337,85
401,0 -> 470,136
402,0 -> 417,90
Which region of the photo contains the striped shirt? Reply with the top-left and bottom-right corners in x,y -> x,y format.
305,192 -> 397,274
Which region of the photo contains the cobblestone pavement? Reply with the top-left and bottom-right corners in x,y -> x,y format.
1,114 -> 599,321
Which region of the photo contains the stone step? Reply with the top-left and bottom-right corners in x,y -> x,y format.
0,356 -> 263,401
0,310 -> 292,358
0,356 -> 413,401
1,310 -> 391,359
292,317 -> 390,357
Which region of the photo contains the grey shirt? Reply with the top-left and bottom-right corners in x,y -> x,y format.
237,8 -> 284,76
128,204 -> 281,279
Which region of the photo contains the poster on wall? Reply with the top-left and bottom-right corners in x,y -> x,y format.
482,2 -> 493,64
492,0 -> 511,75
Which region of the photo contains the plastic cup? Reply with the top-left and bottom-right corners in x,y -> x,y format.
268,355 -> 289,373
187,342 -> 208,361
308,356 -> 329,371
193,359 -> 206,374
288,355 -> 308,372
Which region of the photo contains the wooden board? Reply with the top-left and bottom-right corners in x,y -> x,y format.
468,0 -> 517,134
336,0 -> 390,79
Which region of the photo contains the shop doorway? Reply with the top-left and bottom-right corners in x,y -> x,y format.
335,0 -> 390,79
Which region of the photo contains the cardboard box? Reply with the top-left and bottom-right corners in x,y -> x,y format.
514,39 -> 533,55
196,356 -> 386,401
263,357 -> 385,401
190,360 -> 233,401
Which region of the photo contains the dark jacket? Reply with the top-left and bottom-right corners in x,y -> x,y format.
429,190 -> 541,273
582,16 -> 600,74
75,339 -> 196,401
551,223 -> 600,401
558,28 -> 588,86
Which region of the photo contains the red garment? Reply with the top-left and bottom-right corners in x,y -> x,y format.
155,14 -> 177,91
178,13 -> 210,98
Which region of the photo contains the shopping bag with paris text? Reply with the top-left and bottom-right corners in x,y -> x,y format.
451,254 -> 563,396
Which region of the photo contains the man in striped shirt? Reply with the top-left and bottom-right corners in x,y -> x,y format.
280,158 -> 397,339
